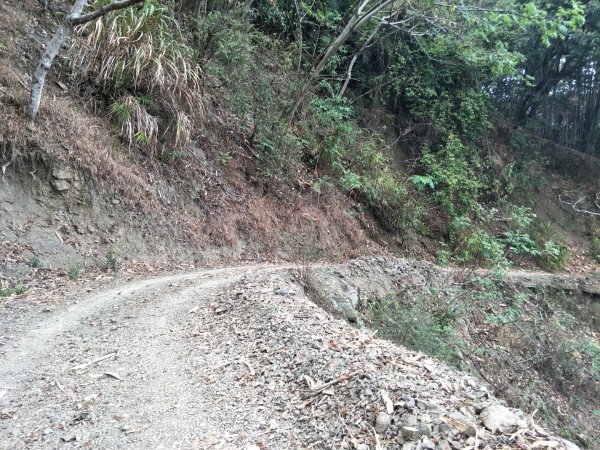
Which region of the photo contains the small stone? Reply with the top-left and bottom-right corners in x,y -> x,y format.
52,179 -> 71,192
480,404 -> 527,433
436,439 -> 451,450
112,199 -> 120,205
417,400 -> 439,411
448,440 -> 462,450
421,436 -> 435,450
401,426 -> 420,441
438,422 -> 452,435
403,396 -> 416,409
417,423 -> 431,437
274,287 -> 290,296
403,414 -> 418,427
375,411 -> 392,434
52,167 -> 75,180
361,388 -> 374,398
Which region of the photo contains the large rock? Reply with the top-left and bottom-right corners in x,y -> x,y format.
480,404 -> 527,433
52,167 -> 76,181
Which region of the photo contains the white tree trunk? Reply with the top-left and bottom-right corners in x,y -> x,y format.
287,0 -> 398,122
29,0 -> 144,122
29,0 -> 88,121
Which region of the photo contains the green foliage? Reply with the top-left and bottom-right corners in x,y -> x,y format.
503,206 -> 540,257
409,175 -> 435,192
217,151 -> 233,165
591,231 -> 600,262
421,136 -> 485,217
0,284 -> 29,297
368,292 -> 463,365
538,240 -> 569,271
449,216 -> 507,267
106,251 -> 118,273
68,264 -> 81,281
29,257 -> 40,268
304,97 -> 356,174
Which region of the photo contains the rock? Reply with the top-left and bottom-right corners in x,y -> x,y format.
403,396 -> 416,410
51,179 -> 71,192
420,436 -> 435,450
52,167 -> 75,181
274,287 -> 290,296
401,426 -> 421,441
436,439 -> 451,450
448,441 -> 462,450
417,400 -> 439,411
445,412 -> 477,437
480,404 -> 527,433
417,423 -> 432,437
402,413 -> 418,427
375,411 -> 392,433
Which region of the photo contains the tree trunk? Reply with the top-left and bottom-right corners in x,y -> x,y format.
286,0 -> 397,123
29,0 -> 88,122
29,0 -> 144,122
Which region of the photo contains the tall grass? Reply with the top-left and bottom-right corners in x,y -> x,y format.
73,0 -> 205,151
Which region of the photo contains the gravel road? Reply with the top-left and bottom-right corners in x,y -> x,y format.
0,264 -> 281,449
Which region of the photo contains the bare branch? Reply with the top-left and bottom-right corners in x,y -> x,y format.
29,0 -> 144,121
71,0 -> 144,25
559,194 -> 600,217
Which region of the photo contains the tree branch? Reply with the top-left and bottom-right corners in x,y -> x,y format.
29,0 -> 144,122
559,194 -> 600,217
71,0 -> 144,25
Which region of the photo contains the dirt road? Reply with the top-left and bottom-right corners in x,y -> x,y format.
0,264 -> 282,449
0,260 -> 588,449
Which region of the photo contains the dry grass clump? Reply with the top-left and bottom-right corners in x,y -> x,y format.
72,0 -> 206,151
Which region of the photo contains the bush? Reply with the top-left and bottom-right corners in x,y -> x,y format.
0,284 -> 29,297
368,292 -> 463,365
538,240 -> 569,271
449,216 -> 507,267
73,0 -> 205,151
421,135 -> 485,217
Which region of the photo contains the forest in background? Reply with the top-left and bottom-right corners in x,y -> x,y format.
49,0 -> 598,269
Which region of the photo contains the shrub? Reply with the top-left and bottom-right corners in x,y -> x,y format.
449,216 -> 507,267
368,292 -> 463,365
106,250 -> 118,273
538,240 -> 569,271
68,264 -> 81,281
73,0 -> 205,151
421,135 -> 485,217
0,284 -> 29,297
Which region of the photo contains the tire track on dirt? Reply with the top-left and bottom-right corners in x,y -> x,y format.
0,264 -> 284,449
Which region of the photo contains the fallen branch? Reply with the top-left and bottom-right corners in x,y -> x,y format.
70,352 -> 117,372
558,194 -> 600,217
302,370 -> 362,399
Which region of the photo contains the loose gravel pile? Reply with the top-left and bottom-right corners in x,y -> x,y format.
194,269 -> 580,449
